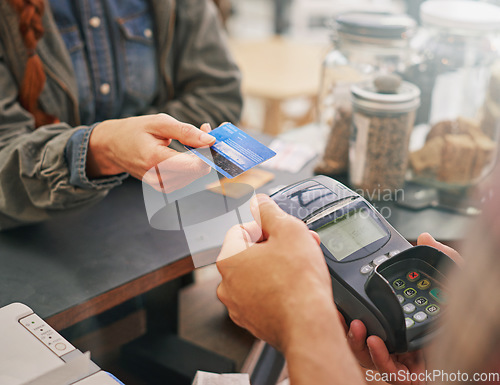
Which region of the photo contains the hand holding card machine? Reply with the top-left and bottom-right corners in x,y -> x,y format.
271,176 -> 456,353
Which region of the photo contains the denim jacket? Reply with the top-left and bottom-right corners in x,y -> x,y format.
51,0 -> 160,125
52,0 -> 161,189
0,0 -> 242,230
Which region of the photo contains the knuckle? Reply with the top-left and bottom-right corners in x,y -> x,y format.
228,223 -> 244,235
180,124 -> 194,139
228,311 -> 243,328
151,114 -> 164,126
151,113 -> 175,131
216,283 -> 226,303
215,259 -> 227,278
155,113 -> 170,123
144,152 -> 160,170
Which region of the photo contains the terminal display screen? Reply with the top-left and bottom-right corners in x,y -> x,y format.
317,209 -> 387,261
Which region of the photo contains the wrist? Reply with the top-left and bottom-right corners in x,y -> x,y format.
87,121 -> 123,177
283,296 -> 364,385
282,291 -> 366,385
281,291 -> 339,355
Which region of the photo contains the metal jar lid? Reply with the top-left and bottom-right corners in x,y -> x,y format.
351,79 -> 421,114
336,11 -> 417,40
421,1 -> 500,33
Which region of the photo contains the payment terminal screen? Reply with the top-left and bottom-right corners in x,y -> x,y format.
317,209 -> 387,261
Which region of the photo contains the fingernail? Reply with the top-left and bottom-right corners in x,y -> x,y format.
251,195 -> 269,214
250,196 -> 258,212
200,132 -> 215,144
202,123 -> 212,132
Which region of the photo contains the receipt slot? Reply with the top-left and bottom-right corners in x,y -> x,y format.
271,176 -> 456,353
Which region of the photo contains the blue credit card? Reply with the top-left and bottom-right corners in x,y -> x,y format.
185,123 -> 276,179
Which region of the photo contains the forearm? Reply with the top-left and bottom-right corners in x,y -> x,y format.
284,305 -> 365,385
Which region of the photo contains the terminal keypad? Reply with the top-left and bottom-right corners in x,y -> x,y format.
391,270 -> 444,328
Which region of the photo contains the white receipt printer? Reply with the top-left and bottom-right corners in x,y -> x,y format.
0,303 -> 123,385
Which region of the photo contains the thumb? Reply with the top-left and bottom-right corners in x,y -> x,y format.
250,194 -> 290,238
417,232 -> 440,248
149,114 -> 216,147
417,233 -> 463,266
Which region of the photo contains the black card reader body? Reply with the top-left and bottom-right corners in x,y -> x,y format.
271,176 -> 455,353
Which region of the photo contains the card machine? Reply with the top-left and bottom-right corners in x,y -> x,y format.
270,176 -> 456,353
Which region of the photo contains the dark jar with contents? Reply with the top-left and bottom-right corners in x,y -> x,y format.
316,11 -> 416,176
349,77 -> 420,194
315,12 -> 416,175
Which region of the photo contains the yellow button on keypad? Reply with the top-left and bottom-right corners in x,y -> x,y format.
417,279 -> 431,290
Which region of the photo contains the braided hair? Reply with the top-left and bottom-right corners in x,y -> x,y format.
8,0 -> 58,127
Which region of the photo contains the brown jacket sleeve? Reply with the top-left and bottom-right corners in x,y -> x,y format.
150,0 -> 243,127
0,43 -> 109,230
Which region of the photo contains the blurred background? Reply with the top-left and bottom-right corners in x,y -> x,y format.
225,0 -> 409,133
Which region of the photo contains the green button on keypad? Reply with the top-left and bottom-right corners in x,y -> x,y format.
430,288 -> 446,303
404,288 -> 417,298
393,279 -> 405,290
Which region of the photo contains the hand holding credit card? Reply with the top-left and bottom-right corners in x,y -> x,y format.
184,123 -> 276,179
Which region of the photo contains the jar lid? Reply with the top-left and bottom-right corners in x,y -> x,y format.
421,1 -> 500,32
351,80 -> 421,113
336,12 -> 417,39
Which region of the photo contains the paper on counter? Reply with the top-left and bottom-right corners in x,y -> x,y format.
261,140 -> 317,173
192,371 -> 251,385
206,169 -> 275,199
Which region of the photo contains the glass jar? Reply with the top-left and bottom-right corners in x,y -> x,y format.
349,79 -> 420,194
315,11 -> 416,176
407,0 -> 500,188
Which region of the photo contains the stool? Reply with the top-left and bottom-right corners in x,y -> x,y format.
229,37 -> 327,135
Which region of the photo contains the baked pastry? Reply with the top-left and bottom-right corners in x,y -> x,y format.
438,134 -> 476,183
411,116 -> 497,184
410,136 -> 444,174
425,120 -> 456,142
